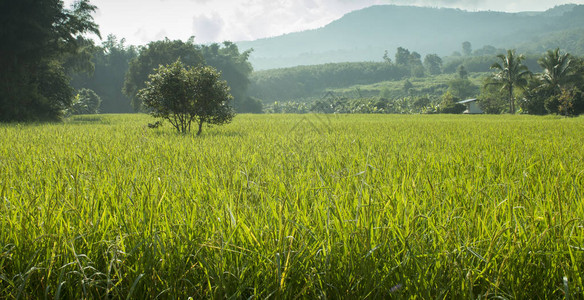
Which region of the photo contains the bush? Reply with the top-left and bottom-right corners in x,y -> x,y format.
69,88 -> 102,115
438,91 -> 465,114
237,97 -> 264,113
547,88 -> 584,116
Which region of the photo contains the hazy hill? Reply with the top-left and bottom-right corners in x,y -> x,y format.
237,4 -> 584,70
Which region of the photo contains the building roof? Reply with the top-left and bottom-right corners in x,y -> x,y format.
457,98 -> 478,104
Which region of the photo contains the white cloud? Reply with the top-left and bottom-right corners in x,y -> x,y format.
193,13 -> 225,43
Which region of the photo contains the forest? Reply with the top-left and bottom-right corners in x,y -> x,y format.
15,34 -> 584,119
250,45 -> 584,116
3,2 -> 584,120
70,38 -> 584,116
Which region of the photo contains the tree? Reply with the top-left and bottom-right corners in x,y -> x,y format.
424,54 -> 443,75
409,51 -> 425,77
413,96 -> 431,109
480,77 -> 508,114
69,88 -> 101,115
248,62 -> 408,103
0,0 -> 100,121
474,45 -> 501,56
457,65 -> 469,79
489,50 -> 531,114
544,88 -> 584,116
522,84 -> 552,115
139,60 -> 235,135
382,50 -> 392,64
409,52 -> 422,65
522,49 -> 584,115
237,97 -> 264,113
447,78 -> 478,99
395,47 -> 411,66
124,38 -> 204,111
537,48 -> 580,93
403,79 -> 414,94
394,47 -> 425,77
71,34 -> 138,113
200,42 -> 254,112
462,41 -> 472,56
438,91 -> 465,114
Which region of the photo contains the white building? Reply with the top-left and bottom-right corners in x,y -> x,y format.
457,99 -> 483,114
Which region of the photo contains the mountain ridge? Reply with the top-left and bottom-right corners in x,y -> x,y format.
236,4 -> 584,70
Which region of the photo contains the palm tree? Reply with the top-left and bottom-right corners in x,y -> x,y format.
538,48 -> 579,93
490,50 -> 531,113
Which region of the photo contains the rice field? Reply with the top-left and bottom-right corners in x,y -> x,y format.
1,114 -> 583,299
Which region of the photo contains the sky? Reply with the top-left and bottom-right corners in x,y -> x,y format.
64,0 -> 584,46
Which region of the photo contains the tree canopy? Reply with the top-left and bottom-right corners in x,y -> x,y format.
0,0 -> 100,121
139,60 -> 235,135
201,42 -> 254,112
424,54 -> 443,75
123,38 -> 204,112
71,34 -> 138,113
123,39 -> 254,113
489,50 -> 531,114
537,48 -> 580,93
68,88 -> 102,115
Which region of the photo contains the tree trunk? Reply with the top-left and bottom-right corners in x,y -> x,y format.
197,120 -> 203,136
509,85 -> 514,114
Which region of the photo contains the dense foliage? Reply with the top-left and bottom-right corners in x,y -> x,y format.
4,2 -> 583,121
0,0 -> 100,121
201,42 -> 256,112
122,39 -> 254,113
249,62 -> 410,102
247,46 -> 512,107
71,35 -> 138,113
443,54 -> 540,74
250,46 -> 584,116
489,50 -> 532,114
123,38 -> 205,112
139,60 -> 234,135
68,88 -> 102,115
1,114 -> 583,298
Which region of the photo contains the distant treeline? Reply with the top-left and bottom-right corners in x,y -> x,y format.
249,62 -> 410,101
68,41 -> 583,117
71,35 -> 138,113
4,2 -> 584,122
443,55 -> 541,74
248,45 -> 549,105
251,46 -> 584,117
70,36 -> 262,114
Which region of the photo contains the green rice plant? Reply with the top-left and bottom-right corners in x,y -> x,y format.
0,114 -> 583,298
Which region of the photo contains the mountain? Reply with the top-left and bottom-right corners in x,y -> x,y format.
237,4 -> 584,70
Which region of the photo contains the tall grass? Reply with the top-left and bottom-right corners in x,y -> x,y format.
1,114 -> 583,298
